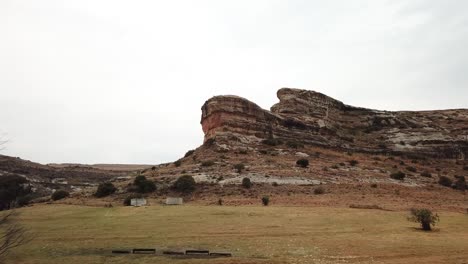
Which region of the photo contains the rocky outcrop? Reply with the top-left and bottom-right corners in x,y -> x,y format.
201,88 -> 468,159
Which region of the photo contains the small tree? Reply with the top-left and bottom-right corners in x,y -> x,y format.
438,176 -> 452,187
173,175 -> 196,193
407,208 -> 439,231
314,187 -> 325,195
94,182 -> 116,198
454,176 -> 466,191
241,177 -> 252,189
0,211 -> 31,258
390,171 -> 406,180
133,175 -> 156,193
51,190 -> 69,201
234,163 -> 245,173
261,196 -> 270,206
296,159 -> 309,168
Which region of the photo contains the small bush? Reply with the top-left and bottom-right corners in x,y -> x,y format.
51,190 -> 69,201
201,160 -> 215,167
296,159 -> 309,168
174,160 -> 182,167
390,171 -> 406,180
184,149 -> 195,158
407,208 -> 439,231
370,183 -> 378,188
173,175 -> 196,193
123,194 -> 143,206
95,182 -> 117,197
420,171 -> 432,177
314,187 -> 325,195
242,177 -> 252,189
261,138 -> 282,146
349,160 -> 358,166
406,166 -> 417,173
261,196 -> 270,206
272,182 -> 279,187
454,176 -> 466,191
234,163 -> 245,173
218,198 -> 223,206
331,164 -> 339,169
151,166 -> 156,171
438,176 -> 452,187
134,175 -> 156,193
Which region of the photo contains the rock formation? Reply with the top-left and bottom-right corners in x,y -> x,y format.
201,88 -> 468,159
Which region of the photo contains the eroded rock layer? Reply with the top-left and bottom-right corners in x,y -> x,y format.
201,88 -> 468,159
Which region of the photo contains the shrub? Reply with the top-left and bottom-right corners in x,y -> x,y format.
272,182 -> 279,187
349,160 -> 358,166
242,177 -> 252,189
407,208 -> 439,231
0,174 -> 31,210
420,171 -> 432,177
234,163 -> 245,173
151,166 -> 156,171
174,160 -> 182,167
296,159 -> 309,168
201,160 -> 215,167
370,183 -> 378,188
390,171 -> 406,180
123,194 -> 143,206
261,138 -> 282,146
184,149 -> 195,158
406,166 -> 417,173
314,187 -> 325,195
51,190 -> 69,201
454,176 -> 466,191
218,198 -> 223,206
261,196 -> 270,206
95,182 -> 117,197
173,175 -> 196,193
438,176 -> 452,187
133,175 -> 156,193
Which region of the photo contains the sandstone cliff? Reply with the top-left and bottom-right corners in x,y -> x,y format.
201,88 -> 468,159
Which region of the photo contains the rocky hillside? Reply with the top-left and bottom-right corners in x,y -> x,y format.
201,88 -> 468,159
0,155 -> 130,195
114,88 -> 466,211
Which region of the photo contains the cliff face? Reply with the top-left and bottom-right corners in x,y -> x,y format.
201,88 -> 468,159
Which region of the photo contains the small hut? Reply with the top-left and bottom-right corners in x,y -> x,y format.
165,197 -> 183,205
130,198 -> 147,206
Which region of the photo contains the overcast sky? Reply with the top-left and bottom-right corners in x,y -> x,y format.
1,0 -> 467,164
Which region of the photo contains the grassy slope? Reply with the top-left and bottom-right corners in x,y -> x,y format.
3,205 -> 468,264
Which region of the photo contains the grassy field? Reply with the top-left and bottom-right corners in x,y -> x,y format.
2,204 -> 468,264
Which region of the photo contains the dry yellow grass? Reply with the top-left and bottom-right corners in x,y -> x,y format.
3,204 -> 468,264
